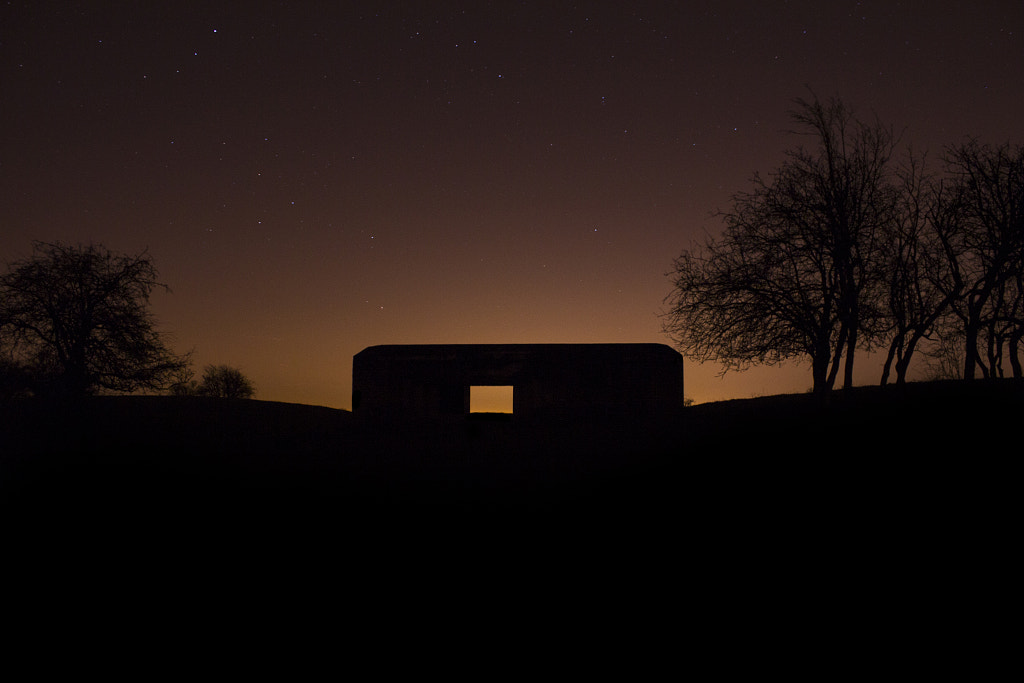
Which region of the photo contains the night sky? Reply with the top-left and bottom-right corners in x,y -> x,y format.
3,1 -> 1022,409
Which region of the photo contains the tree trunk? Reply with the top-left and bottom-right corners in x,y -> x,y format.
1009,329 -> 1023,378
880,331 -> 904,386
811,342 -> 831,394
991,332 -> 1003,378
66,343 -> 91,398
843,326 -> 857,390
963,321 -> 980,380
825,325 -> 847,391
880,347 -> 896,386
894,348 -> 913,384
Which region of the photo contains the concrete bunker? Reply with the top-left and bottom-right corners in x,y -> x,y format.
352,343 -> 684,425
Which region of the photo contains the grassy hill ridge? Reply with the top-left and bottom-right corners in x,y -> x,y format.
2,379 -> 1019,517
4,381 -> 1015,660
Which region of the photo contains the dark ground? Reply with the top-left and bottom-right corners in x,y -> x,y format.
3,378 -> 1018,512
2,379 -> 1019,545
2,380 -> 1017,670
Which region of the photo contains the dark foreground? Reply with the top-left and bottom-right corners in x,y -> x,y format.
3,379 -> 1018,514
2,380 -> 1018,670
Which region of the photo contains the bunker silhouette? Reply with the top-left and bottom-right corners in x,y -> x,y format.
352,343 -> 684,425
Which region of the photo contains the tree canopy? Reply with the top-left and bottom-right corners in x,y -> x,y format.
663,94 -> 1024,391
664,95 -> 899,393
0,241 -> 189,398
172,364 -> 256,399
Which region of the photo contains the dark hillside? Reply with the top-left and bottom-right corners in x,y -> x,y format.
1,396 -> 354,502
681,379 -> 1020,534
689,376 -> 1021,458
2,381 -> 1018,534
3,381 -> 1017,654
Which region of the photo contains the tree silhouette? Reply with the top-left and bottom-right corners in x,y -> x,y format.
663,94 -> 900,393
664,93 -> 1024,390
0,241 -> 189,398
877,151 -> 961,385
935,141 -> 1024,380
195,364 -> 256,399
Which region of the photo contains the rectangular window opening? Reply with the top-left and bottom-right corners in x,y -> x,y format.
469,385 -> 514,414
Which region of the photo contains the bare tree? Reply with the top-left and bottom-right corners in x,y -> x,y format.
196,364 -> 256,399
878,151 -> 962,384
0,242 -> 189,398
1004,271 -> 1024,378
937,141 -> 1024,379
664,215 -> 843,391
784,95 -> 899,390
663,94 -> 899,393
979,269 -> 1024,378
